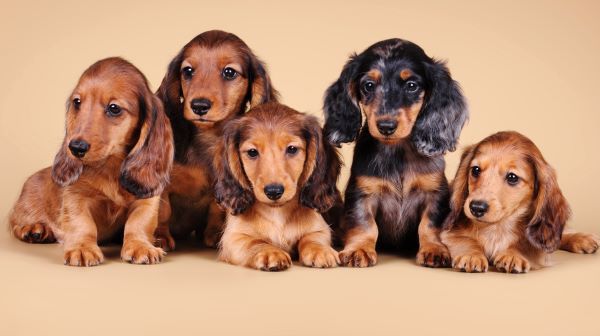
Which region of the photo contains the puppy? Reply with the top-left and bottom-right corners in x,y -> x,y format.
323,38 -> 468,267
215,103 -> 341,271
155,30 -> 278,250
441,131 -> 599,273
9,57 -> 173,266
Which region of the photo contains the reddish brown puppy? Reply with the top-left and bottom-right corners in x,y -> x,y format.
155,30 -> 278,250
441,131 -> 599,273
9,57 -> 173,266
215,103 -> 341,271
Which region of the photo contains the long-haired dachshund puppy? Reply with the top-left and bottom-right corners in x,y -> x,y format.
155,30 -> 278,250
323,38 -> 468,267
215,103 -> 341,271
441,131 -> 599,273
9,57 -> 173,266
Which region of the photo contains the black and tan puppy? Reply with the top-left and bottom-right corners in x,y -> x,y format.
215,103 -> 341,271
323,38 -> 468,267
441,131 -> 599,273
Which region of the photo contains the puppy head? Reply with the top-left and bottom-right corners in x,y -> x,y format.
157,30 -> 278,130
52,57 -> 174,198
214,103 -> 341,214
323,38 -> 468,156
446,131 -> 570,252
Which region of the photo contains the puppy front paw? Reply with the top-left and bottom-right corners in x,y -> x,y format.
122,240 -> 166,265
494,252 -> 530,273
417,243 -> 451,268
13,223 -> 56,244
251,247 -> 292,272
153,226 -> 176,252
64,244 -> 104,267
452,253 -> 489,273
339,246 -> 377,267
300,245 -> 340,268
561,233 -> 599,254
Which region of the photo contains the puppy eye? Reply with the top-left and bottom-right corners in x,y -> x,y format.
471,166 -> 481,178
506,173 -> 519,186
222,67 -> 238,80
362,81 -> 376,93
72,98 -> 81,109
247,148 -> 259,158
286,146 -> 298,155
405,81 -> 419,93
182,66 -> 194,80
106,103 -> 122,117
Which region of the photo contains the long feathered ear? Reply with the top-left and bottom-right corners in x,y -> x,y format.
443,144 -> 476,229
156,51 -> 184,118
213,121 -> 255,215
299,116 -> 342,213
411,59 -> 468,157
526,153 -> 571,252
51,137 -> 83,187
323,54 -> 362,147
120,94 -> 174,199
247,55 -> 279,108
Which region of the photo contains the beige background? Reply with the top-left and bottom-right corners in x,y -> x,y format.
1,0 -> 599,335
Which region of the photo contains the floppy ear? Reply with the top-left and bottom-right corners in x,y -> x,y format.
120,94 -> 174,199
526,153 -> 571,252
323,54 -> 362,147
443,145 -> 476,229
213,121 -> 255,215
247,55 -> 279,108
299,116 -> 342,213
51,137 -> 83,187
411,59 -> 468,157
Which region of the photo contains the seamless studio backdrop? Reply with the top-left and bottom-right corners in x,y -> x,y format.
0,1 -> 599,336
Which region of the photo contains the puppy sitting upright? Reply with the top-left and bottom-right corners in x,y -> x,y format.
441,131 -> 599,273
9,58 -> 173,266
323,39 -> 468,267
215,103 -> 341,271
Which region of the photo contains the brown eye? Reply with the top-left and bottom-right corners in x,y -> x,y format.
72,98 -> 81,109
362,81 -> 376,93
286,145 -> 298,155
247,148 -> 259,158
471,166 -> 480,178
506,173 -> 519,186
106,103 -> 122,117
182,66 -> 194,80
222,67 -> 238,80
405,80 -> 419,93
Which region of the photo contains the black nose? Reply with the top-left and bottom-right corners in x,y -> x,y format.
469,200 -> 489,218
264,184 -> 284,201
376,120 -> 398,136
190,98 -> 212,116
68,139 -> 90,158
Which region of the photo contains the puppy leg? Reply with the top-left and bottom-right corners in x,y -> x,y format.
203,201 -> 225,248
61,196 -> 104,267
416,208 -> 451,268
154,192 -> 175,251
560,229 -> 599,254
339,193 -> 378,267
121,197 -> 166,265
441,230 -> 488,273
493,248 -> 531,273
298,215 -> 339,268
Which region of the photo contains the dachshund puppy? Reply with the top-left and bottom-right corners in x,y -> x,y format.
323,38 -> 468,267
215,103 -> 341,271
441,131 -> 599,273
9,57 -> 173,266
156,30 -> 278,250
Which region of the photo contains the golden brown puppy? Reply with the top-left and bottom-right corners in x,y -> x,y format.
155,30 -> 278,250
441,131 -> 598,273
214,103 -> 341,271
9,57 -> 173,266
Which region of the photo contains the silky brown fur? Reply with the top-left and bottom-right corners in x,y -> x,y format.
215,103 -> 341,271
441,131 -> 599,273
9,57 -> 174,266
155,30 -> 278,250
